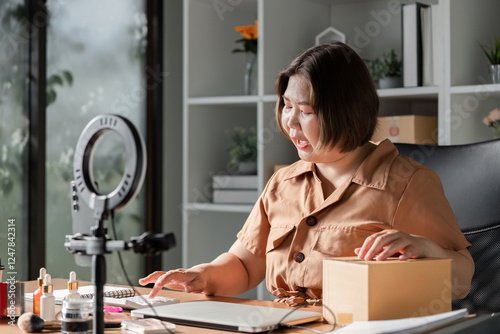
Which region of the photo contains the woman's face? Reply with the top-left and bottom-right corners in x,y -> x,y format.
281,75 -> 344,163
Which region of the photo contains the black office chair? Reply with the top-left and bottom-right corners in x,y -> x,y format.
394,139 -> 500,315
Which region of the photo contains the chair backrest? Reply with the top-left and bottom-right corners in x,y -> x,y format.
394,139 -> 500,315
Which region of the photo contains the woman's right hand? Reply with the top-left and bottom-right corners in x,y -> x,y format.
139,267 -> 208,298
139,241 -> 266,298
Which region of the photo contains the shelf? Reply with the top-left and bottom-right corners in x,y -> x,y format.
186,89 -> 440,105
263,94 -> 278,103
183,0 -> 498,300
377,86 -> 439,99
188,95 -> 260,105
184,202 -> 253,213
450,84 -> 500,97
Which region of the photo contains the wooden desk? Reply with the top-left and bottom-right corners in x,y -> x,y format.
1,279 -> 332,334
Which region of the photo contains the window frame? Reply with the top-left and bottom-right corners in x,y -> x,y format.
25,0 -> 163,279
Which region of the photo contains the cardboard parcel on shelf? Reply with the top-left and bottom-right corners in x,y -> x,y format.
372,115 -> 438,144
323,257 -> 452,325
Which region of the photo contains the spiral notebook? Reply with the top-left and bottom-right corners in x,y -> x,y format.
26,285 -> 136,304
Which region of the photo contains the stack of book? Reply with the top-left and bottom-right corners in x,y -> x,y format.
402,2 -> 439,87
212,174 -> 258,204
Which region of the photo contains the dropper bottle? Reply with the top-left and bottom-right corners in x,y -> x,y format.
33,267 -> 46,316
64,271 -> 80,300
40,274 -> 56,321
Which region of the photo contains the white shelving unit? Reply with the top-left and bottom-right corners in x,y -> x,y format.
182,0 -> 500,300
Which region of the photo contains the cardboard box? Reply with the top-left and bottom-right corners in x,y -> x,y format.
372,115 -> 438,144
323,257 -> 452,325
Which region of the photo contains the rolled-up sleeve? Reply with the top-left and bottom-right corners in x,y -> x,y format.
237,195 -> 270,258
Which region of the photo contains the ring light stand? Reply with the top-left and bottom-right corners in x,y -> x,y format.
65,114 -> 175,334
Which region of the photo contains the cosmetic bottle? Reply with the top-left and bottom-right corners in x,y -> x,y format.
40,274 -> 55,321
61,298 -> 92,334
33,267 -> 46,316
64,271 -> 80,300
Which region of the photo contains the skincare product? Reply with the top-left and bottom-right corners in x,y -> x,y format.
61,298 -> 92,334
64,271 -> 80,300
33,267 -> 46,316
40,274 -> 55,321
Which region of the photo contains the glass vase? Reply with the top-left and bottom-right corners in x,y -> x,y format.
244,52 -> 257,95
493,127 -> 500,139
489,64 -> 500,84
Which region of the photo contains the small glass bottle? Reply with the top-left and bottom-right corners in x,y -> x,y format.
64,271 -> 80,300
33,267 -> 46,316
40,274 -> 55,321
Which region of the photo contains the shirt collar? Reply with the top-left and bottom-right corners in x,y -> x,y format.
281,139 -> 399,190
351,139 -> 399,190
282,160 -> 317,181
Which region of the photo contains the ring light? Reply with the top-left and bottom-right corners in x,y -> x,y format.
73,114 -> 146,220
67,114 -> 175,334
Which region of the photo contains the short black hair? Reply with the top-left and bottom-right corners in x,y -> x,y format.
275,42 -> 379,153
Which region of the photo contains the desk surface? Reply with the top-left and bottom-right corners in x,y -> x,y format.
1,279 -> 331,334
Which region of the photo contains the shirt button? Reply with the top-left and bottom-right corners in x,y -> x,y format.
293,252 -> 305,263
295,286 -> 306,293
306,216 -> 317,226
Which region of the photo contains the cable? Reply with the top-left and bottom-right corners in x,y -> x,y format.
266,302 -> 339,334
110,211 -> 175,334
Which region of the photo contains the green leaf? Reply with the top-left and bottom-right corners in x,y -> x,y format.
62,71 -> 73,86
479,43 -> 494,63
46,89 -> 57,106
48,74 -> 64,87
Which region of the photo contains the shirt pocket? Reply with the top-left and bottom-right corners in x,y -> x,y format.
312,223 -> 386,257
266,225 -> 295,254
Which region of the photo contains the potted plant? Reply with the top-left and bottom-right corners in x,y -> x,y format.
370,49 -> 402,89
227,126 -> 257,174
479,33 -> 500,84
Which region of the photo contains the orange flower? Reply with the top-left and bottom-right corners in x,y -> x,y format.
232,20 -> 258,54
234,20 -> 258,40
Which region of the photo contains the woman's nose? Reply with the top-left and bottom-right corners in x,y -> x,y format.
287,108 -> 300,130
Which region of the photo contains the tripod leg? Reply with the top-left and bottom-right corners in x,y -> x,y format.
92,254 -> 106,334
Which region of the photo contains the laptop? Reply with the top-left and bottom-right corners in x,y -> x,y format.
131,300 -> 323,333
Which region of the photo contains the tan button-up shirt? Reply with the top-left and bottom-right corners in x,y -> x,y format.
237,140 -> 470,299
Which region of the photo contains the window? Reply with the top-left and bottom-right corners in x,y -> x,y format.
0,0 -> 30,280
0,0 -> 163,283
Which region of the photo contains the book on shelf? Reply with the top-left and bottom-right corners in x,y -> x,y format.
212,174 -> 258,190
402,2 -> 429,87
25,285 -> 136,305
430,3 -> 442,87
212,189 -> 259,204
421,5 -> 433,86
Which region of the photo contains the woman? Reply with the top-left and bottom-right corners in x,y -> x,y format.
140,42 -> 474,303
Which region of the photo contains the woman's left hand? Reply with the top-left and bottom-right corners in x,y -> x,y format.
355,229 -> 432,261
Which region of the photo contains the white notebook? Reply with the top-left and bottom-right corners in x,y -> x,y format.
333,309 -> 468,334
131,300 -> 322,333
